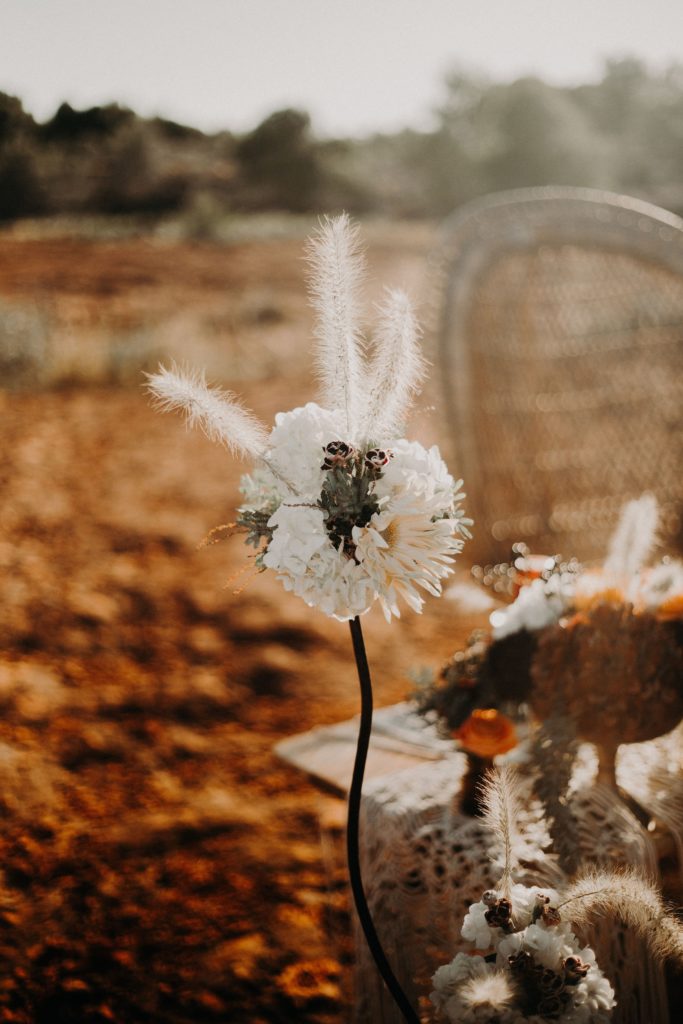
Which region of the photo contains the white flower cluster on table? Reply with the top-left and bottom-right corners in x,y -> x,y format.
488,494 -> 683,640
490,575 -> 573,640
147,215 -> 471,622
431,883 -> 615,1023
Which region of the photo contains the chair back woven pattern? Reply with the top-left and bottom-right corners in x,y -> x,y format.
434,187 -> 683,563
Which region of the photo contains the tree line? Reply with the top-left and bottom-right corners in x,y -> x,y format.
2,58 -> 682,222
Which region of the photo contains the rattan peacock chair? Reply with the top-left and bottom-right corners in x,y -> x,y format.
433,187 -> 683,565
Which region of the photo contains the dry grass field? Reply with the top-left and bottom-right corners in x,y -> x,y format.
0,222 -> 486,1022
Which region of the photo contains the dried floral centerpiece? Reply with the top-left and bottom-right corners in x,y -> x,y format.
420,496 -> 683,779
430,767 -> 683,1024
147,215 -> 471,1024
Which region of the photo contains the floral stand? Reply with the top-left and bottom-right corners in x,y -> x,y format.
354,731 -> 683,1023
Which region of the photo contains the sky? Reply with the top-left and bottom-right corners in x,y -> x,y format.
2,0 -> 683,137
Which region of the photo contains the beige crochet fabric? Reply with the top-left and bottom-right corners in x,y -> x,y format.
354,725 -> 683,1023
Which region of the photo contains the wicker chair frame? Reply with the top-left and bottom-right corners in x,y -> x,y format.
434,186 -> 683,563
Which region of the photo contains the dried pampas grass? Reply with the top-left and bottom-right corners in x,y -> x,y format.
478,764 -> 525,899
604,493 -> 659,584
146,364 -> 269,462
145,364 -> 297,493
559,868 -> 683,967
305,213 -> 367,435
360,287 -> 426,443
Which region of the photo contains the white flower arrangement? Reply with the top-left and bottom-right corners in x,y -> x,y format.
489,574 -> 573,640
488,494 -> 683,639
147,215 -> 472,1024
431,766 -> 683,1024
147,215 -> 471,622
432,881 -> 616,1023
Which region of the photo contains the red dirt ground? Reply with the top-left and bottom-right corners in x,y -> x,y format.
0,228 -> 482,1022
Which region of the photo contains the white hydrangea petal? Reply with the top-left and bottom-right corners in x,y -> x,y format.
461,901 -> 497,950
267,402 -> 348,498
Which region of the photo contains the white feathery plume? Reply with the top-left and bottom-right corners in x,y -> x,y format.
604,493 -> 659,584
478,765 -> 524,899
359,288 -> 427,444
146,364 -> 269,460
305,213 -> 366,436
557,868 -> 683,966
459,971 -> 515,1013
147,366 -> 301,494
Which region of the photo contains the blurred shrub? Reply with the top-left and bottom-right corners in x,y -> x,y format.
0,299 -> 52,386
234,108 -> 324,211
0,92 -> 34,143
481,77 -> 607,190
38,101 -> 135,143
94,123 -> 191,214
0,142 -> 44,219
0,94 -> 44,219
1,57 -> 683,223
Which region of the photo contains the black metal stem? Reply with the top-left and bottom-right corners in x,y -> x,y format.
347,616 -> 420,1024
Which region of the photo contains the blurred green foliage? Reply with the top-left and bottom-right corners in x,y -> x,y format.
2,58 -> 683,223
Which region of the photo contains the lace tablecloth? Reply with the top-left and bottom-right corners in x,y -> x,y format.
354,723 -> 683,1023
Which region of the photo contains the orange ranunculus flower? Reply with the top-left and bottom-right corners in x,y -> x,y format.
656,593 -> 683,622
454,708 -> 518,758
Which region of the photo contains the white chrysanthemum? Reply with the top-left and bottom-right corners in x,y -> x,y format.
490,575 -> 571,640
353,490 -> 465,622
267,402 -> 347,498
375,439 -> 460,508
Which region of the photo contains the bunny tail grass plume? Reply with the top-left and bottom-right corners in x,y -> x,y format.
558,868 -> 683,967
459,971 -> 515,1013
305,213 -> 366,435
359,287 -> 427,444
604,493 -> 659,582
479,765 -> 524,899
146,364 -> 269,462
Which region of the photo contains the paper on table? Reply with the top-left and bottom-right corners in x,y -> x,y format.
274,701 -> 458,794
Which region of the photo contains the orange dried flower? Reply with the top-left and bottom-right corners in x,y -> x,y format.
454,708 -> 518,758
574,571 -> 625,612
656,593 -> 683,622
